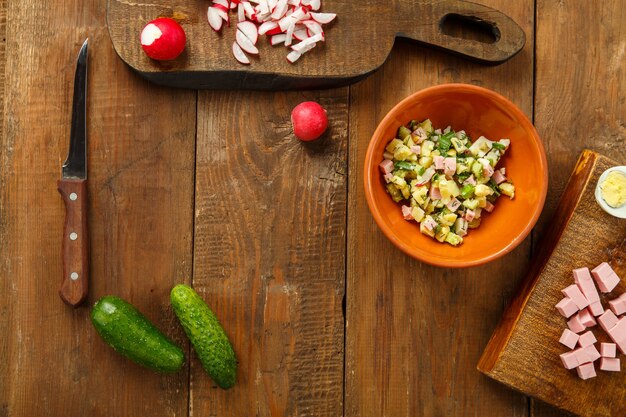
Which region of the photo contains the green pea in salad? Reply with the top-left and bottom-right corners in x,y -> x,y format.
379,119 -> 515,246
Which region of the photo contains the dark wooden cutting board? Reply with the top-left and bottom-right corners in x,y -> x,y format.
106,0 -> 525,90
478,150 -> 626,417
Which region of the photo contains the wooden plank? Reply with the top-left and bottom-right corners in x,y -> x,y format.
106,0 -> 525,89
531,1 -> 626,415
0,0 -> 8,413
192,89 -> 347,415
345,0 -> 534,415
479,151 -> 626,417
0,0 -> 196,415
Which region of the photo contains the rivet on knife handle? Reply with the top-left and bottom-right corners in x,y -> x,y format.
58,178 -> 89,306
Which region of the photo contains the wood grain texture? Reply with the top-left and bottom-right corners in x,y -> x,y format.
192,89 -> 348,415
478,151 -> 626,417
531,1 -> 626,415
106,0 -> 525,90
57,179 -> 89,307
0,0 -> 196,415
345,0 -> 534,416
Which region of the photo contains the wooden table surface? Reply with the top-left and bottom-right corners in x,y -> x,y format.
1,0 -> 624,416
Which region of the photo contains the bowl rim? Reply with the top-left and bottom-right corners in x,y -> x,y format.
363,83 -> 548,268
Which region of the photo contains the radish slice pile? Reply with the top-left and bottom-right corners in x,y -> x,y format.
206,0 -> 337,65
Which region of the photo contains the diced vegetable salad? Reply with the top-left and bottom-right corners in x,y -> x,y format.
379,119 -> 515,246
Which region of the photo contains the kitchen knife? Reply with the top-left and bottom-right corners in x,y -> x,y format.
58,39 -> 89,307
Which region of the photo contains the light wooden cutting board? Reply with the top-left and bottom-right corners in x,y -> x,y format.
478,150 -> 626,417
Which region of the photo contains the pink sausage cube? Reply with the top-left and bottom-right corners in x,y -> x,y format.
588,301 -> 604,317
446,198 -> 461,212
598,310 -> 619,333
401,205 -> 413,220
607,317 -> 626,343
591,262 -> 621,293
599,357 -> 621,372
579,308 -> 597,327
600,343 -> 616,358
562,284 -> 590,310
463,175 -> 476,186
609,297 -> 626,316
379,159 -> 394,174
556,297 -> 579,318
567,313 -> 586,333
430,185 -> 442,200
443,157 -> 456,177
559,328 -> 580,349
578,331 -> 597,348
491,169 -> 506,184
484,201 -> 495,213
433,155 -> 445,170
585,344 -> 601,362
464,209 -> 476,222
573,347 -> 592,364
410,145 -> 421,154
560,351 -> 579,370
384,173 -> 394,183
576,362 -> 597,380
574,268 -> 600,303
480,160 -> 494,178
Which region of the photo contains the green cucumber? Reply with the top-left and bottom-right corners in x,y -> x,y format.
170,284 -> 237,389
91,296 -> 185,373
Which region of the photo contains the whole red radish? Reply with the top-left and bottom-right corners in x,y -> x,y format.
141,18 -> 186,61
291,101 -> 328,141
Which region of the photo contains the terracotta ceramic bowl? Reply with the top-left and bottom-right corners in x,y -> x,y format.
364,84 -> 548,268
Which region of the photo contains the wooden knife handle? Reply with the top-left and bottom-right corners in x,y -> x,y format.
397,0 -> 526,64
58,178 -> 89,307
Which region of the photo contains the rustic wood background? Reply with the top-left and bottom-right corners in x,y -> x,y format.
1,0 -> 624,416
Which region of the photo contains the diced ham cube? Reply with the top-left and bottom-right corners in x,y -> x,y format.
572,347 -> 592,365
379,159 -> 394,174
556,297 -> 578,318
609,297 -> 626,316
599,357 -> 621,372
464,209 -> 476,222
600,342 -> 616,358
578,331 -> 597,347
422,216 -> 437,231
579,308 -> 597,327
463,175 -> 476,186
410,145 -> 421,154
560,351 -> 579,370
559,328 -> 580,349
598,310 -> 619,333
585,344 -> 601,362
567,313 -> 586,333
384,173 -> 394,183
606,318 -> 626,354
446,198 -> 461,212
433,155 -> 445,170
430,185 -> 442,200
492,169 -> 507,184
401,205 -> 413,220
443,157 -> 456,177
412,127 -> 426,143
561,284 -> 590,310
573,267 -> 600,303
576,362 -> 597,380
591,262 -> 621,293
588,301 -> 604,316
484,201 -> 495,213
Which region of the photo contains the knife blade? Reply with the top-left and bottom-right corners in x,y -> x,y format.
58,39 -> 89,307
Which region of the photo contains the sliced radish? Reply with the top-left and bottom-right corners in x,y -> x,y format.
308,0 -> 320,10
271,0 -> 289,20
214,7 -> 230,21
265,26 -> 284,35
286,50 -> 301,63
237,21 -> 258,43
310,12 -> 335,24
285,21 -> 296,46
293,27 -> 308,41
237,3 -> 245,22
291,32 -> 322,52
302,19 -> 322,35
258,21 -> 279,35
207,7 -> 224,31
236,29 -> 259,54
230,1 -> 238,9
232,41 -> 250,64
270,33 -> 287,45
213,0 -> 230,8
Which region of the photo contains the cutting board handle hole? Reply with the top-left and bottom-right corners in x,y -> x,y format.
440,14 -> 500,44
